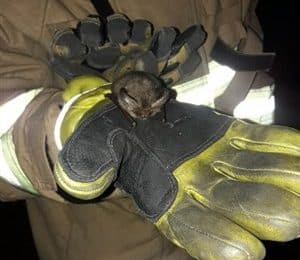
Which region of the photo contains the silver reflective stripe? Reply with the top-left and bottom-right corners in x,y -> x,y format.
173,61 -> 275,124
174,60 -> 236,107
0,88 -> 43,136
233,85 -> 275,125
0,88 -> 42,192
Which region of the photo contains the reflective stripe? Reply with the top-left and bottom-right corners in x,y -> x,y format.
173,61 -> 275,124
0,129 -> 37,194
0,88 -> 43,136
0,130 -> 22,187
0,89 -> 42,192
234,85 -> 275,124
174,60 -> 236,107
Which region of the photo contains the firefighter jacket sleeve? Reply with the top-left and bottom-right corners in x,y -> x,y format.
0,0 -> 97,201
57,92 -> 300,259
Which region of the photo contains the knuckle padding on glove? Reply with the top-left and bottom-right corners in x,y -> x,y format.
162,51 -> 202,84
150,27 -> 177,73
77,16 -> 104,48
171,25 -> 207,55
59,100 -> 233,220
130,19 -> 153,44
51,29 -> 87,60
106,14 -> 131,44
150,27 -> 177,60
50,15 -> 207,85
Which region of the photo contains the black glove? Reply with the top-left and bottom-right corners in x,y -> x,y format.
49,14 -> 206,85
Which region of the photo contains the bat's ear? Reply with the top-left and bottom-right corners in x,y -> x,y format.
119,88 -> 139,107
151,89 -> 171,108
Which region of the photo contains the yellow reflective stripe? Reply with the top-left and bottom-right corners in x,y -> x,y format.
0,88 -> 42,193
54,162 -> 115,200
0,88 -> 43,136
0,129 -> 37,194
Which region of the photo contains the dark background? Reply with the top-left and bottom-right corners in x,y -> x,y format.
0,0 -> 299,259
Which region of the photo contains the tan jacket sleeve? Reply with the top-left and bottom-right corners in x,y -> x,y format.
0,0 -> 97,201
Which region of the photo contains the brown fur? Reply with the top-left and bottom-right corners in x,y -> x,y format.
111,71 -> 176,119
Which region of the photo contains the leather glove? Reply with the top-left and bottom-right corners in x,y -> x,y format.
55,79 -> 300,259
54,75 -> 115,199
49,14 -> 206,85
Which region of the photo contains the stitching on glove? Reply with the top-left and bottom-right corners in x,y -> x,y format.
125,133 -> 178,220
229,137 -> 300,155
62,104 -> 117,180
108,129 -> 178,220
169,211 -> 252,259
187,186 -> 296,224
212,161 -> 300,179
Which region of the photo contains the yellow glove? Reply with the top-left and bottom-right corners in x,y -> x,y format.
55,76 -> 300,259
153,119 -> 300,259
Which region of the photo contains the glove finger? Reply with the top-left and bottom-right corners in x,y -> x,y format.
50,28 -> 87,61
77,15 -> 104,48
130,19 -> 153,46
171,25 -> 207,55
150,27 -> 177,73
156,195 -> 265,260
86,46 -> 122,70
212,149 -> 300,194
119,20 -> 153,56
201,180 -> 300,241
214,120 -> 300,194
229,121 -> 300,157
161,51 -> 202,85
50,57 -> 102,82
159,25 -> 206,84
106,13 -> 131,44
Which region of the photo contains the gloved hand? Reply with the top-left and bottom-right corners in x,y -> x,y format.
55,76 -> 300,259
54,75 -> 116,199
49,14 -> 206,85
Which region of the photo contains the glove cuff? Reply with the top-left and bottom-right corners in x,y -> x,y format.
54,90 -> 82,150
